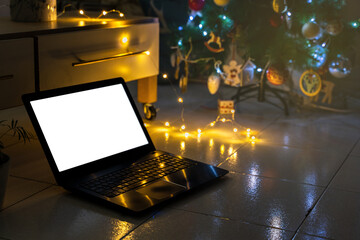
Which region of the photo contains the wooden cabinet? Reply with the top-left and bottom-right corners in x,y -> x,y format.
0,16 -> 159,110
38,22 -> 159,91
0,38 -> 35,109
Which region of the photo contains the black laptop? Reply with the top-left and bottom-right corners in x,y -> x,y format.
22,78 -> 228,212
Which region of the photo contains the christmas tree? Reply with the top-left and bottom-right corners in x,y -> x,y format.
169,0 -> 359,112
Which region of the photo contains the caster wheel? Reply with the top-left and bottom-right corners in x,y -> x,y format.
143,104 -> 156,120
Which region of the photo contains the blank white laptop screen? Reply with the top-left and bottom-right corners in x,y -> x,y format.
30,84 -> 149,172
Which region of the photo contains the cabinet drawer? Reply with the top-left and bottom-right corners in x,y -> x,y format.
38,22 -> 159,90
0,38 -> 35,109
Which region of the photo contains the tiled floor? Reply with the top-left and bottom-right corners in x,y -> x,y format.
0,81 -> 360,240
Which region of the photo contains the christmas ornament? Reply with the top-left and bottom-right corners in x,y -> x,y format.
223,60 -> 242,86
213,0 -> 230,7
302,22 -> 321,40
218,100 -> 234,115
270,13 -> 282,27
328,55 -> 352,78
179,75 -> 188,93
326,19 -> 343,36
299,70 -> 322,97
170,53 -> 176,67
266,65 -> 287,86
204,31 -> 224,53
188,0 -> 205,11
272,0 -> 287,14
207,74 -> 220,94
285,13 -> 292,29
308,45 -> 327,68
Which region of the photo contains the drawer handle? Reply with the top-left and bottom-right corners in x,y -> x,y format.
72,50 -> 150,67
0,75 -> 14,81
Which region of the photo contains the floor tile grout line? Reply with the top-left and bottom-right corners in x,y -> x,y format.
227,170 -> 327,189
9,174 -> 57,186
216,114 -> 282,168
168,207 -> 293,233
0,185 -> 53,213
118,209 -> 163,240
290,137 -> 360,240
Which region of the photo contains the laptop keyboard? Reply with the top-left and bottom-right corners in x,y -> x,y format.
80,154 -> 197,198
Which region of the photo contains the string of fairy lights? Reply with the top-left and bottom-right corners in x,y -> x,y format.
45,4 -> 259,143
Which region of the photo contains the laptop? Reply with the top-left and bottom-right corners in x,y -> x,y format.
22,77 -> 228,212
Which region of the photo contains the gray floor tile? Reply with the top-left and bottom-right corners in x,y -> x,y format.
169,172 -> 324,231
330,155 -> 360,192
0,186 -> 152,240
123,208 -> 294,240
299,188 -> 360,240
220,143 -> 346,187
1,176 -> 50,210
259,114 -> 359,154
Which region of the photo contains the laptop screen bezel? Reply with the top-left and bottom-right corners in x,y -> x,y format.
22,78 -> 156,184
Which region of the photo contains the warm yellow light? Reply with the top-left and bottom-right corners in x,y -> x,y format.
178,97 -> 183,103
221,118 -> 226,122
144,51 -> 150,55
197,129 -> 202,134
247,128 -> 251,133
233,128 -> 238,133
231,109 -> 235,113
181,125 -> 186,130
102,10 -> 107,15
180,141 -> 185,151
251,136 -> 256,140
122,37 -> 128,43
159,163 -> 165,168
119,12 -> 124,17
79,9 -> 84,15
144,123 -> 148,127
209,138 -> 214,147
165,122 -> 170,127
210,122 -> 215,127
79,20 -> 85,26
101,21 -> 107,25
165,132 -> 169,139
220,144 -> 225,155
185,132 -> 189,138
162,73 -> 168,79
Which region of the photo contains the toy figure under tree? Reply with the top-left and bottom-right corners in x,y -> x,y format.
170,0 -> 359,114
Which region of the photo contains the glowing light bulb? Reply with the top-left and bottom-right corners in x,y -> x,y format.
257,68 -> 263,72
144,51 -> 150,55
221,118 -> 226,123
231,109 -> 235,114
102,10 -> 107,15
209,139 -> 214,148
251,136 -> 256,141
119,12 -> 124,17
210,122 -> 215,127
197,129 -> 202,134
79,9 -> 84,15
122,37 -> 128,43
162,73 -> 168,79
165,122 -> 170,127
189,16 -> 194,21
180,141 -> 185,151
178,26 -> 183,31
247,128 -> 251,133
198,24 -> 203,29
178,98 -> 183,103
160,163 -> 165,168
165,132 -> 169,140
220,144 -> 225,155
233,128 -> 238,133
185,132 -> 189,138
203,31 -> 208,36
181,125 -> 186,130
144,123 -> 148,127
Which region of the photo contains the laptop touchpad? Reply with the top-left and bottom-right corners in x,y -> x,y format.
136,180 -> 186,200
